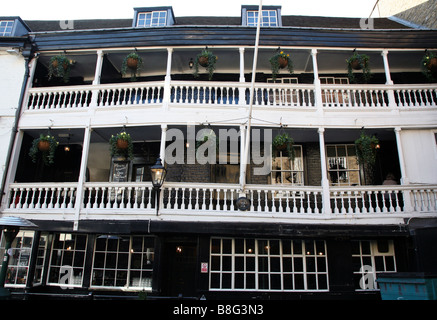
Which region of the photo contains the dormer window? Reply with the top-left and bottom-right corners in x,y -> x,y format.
247,10 -> 278,27
133,7 -> 175,28
137,11 -> 167,27
241,5 -> 282,27
0,21 -> 14,36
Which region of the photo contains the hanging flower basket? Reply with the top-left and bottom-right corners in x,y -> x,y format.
354,131 -> 379,166
193,48 -> 218,80
116,138 -> 129,150
269,50 -> 294,81
347,52 -> 371,83
126,57 -> 139,69
198,56 -> 209,68
278,56 -> 288,69
421,51 -> 437,81
29,134 -> 59,166
37,140 -> 51,151
110,131 -> 134,159
48,54 -> 71,83
272,133 -> 295,161
121,52 -> 143,81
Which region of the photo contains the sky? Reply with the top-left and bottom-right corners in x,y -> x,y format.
2,0 -> 379,20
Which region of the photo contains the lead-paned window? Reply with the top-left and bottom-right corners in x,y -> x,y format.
352,240 -> 396,290
0,230 -> 32,286
210,238 -> 328,291
326,144 -> 360,186
271,145 -> 304,185
137,11 -> 167,27
91,235 -> 154,290
47,233 -> 87,287
247,10 -> 278,27
0,21 -> 14,36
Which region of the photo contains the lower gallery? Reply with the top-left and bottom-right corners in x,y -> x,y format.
2,218 -> 434,300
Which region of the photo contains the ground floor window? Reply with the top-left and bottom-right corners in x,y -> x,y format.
48,233 -> 88,287
352,240 -> 397,290
209,238 -> 328,291
0,230 -> 48,287
91,235 -> 154,290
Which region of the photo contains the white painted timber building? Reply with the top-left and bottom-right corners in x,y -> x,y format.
0,5 -> 436,300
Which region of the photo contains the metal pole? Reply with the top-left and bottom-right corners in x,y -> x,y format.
240,0 -> 263,193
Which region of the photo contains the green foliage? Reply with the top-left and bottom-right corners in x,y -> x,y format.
269,50 -> 294,80
273,133 -> 295,161
121,52 -> 143,81
193,48 -> 218,80
421,51 -> 437,82
29,134 -> 59,166
354,131 -> 379,166
195,129 -> 219,152
109,131 -> 134,159
48,55 -> 71,83
347,52 -> 371,83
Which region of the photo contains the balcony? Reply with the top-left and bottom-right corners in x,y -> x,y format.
25,81 -> 437,111
4,181 -> 437,223
4,47 -> 437,226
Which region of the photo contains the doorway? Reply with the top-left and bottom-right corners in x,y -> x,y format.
161,239 -> 198,297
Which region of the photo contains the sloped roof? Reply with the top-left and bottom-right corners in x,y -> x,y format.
24,15 -> 410,33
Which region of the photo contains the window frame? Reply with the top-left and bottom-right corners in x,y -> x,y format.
47,233 -> 88,288
0,20 -> 14,36
136,11 -> 168,27
352,240 -> 397,291
246,10 -> 279,27
90,235 -> 155,291
271,145 -> 304,186
209,237 -> 329,292
326,144 -> 361,186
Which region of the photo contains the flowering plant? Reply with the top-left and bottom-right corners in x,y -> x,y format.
355,131 -> 379,165
193,48 -> 218,80
110,131 -> 134,159
48,55 -> 71,83
272,133 -> 295,161
29,134 -> 59,165
347,52 -> 371,83
421,51 -> 437,81
121,52 -> 143,81
269,50 -> 294,80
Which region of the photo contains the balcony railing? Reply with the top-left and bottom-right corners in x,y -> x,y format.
25,81 -> 437,111
4,182 -> 437,221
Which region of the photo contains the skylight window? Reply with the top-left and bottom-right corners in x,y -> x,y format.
136,11 -> 167,27
247,10 -> 278,27
0,21 -> 14,36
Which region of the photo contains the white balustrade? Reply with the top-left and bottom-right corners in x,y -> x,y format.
321,84 -> 437,108
25,81 -> 436,111
393,86 -> 437,108
5,183 -> 437,218
8,183 -> 77,210
161,183 -> 322,214
330,185 -> 437,214
96,82 -> 164,107
81,182 -> 155,210
170,81 -> 240,105
27,86 -> 93,110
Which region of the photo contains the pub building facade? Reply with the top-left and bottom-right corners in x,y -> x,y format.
0,5 -> 436,299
